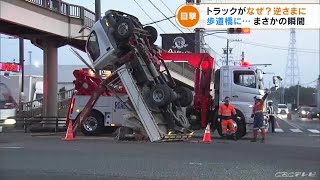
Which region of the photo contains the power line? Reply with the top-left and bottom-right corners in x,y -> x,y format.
158,0 -> 193,34
208,34 -> 320,54
133,0 -> 166,33
300,79 -> 318,86
143,16 -> 176,26
147,0 -> 223,67
147,0 -> 187,34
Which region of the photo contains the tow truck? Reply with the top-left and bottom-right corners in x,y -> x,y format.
68,10 -> 279,141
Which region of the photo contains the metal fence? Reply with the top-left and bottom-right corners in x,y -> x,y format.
24,0 -> 95,28
17,89 -> 74,118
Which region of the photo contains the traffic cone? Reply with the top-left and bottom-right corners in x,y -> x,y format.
63,122 -> 75,141
201,123 -> 212,143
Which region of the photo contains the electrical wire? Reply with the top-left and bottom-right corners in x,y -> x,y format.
207,34 -> 320,54
158,0 -> 193,34
143,16 -> 176,26
133,0 -> 166,33
147,0 -> 223,68
299,79 -> 318,86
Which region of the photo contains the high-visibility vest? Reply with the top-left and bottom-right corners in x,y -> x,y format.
253,100 -> 264,114
218,104 -> 236,120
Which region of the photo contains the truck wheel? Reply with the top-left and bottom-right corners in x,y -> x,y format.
81,110 -> 104,136
175,86 -> 193,107
114,18 -> 134,41
150,84 -> 172,107
143,26 -> 158,44
235,110 -> 246,138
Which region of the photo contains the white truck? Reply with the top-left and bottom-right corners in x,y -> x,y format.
67,61 -> 276,138
0,75 -> 43,104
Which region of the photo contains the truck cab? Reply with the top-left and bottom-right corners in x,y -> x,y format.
214,63 -> 268,137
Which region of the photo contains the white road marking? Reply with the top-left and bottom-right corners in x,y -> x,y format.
290,129 -> 303,133
275,128 -> 284,132
189,162 -> 203,165
307,129 -> 320,134
0,146 -> 24,149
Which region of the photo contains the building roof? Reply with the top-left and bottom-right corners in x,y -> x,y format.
24,65 -> 86,83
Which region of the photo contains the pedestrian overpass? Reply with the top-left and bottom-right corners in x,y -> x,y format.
0,0 -> 196,117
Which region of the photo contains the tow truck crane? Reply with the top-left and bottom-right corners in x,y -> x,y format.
70,10 -> 196,142
69,10 -> 280,141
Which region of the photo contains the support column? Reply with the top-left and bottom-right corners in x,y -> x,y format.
43,42 -> 58,117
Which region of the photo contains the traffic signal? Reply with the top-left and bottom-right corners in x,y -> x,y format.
227,28 -> 250,34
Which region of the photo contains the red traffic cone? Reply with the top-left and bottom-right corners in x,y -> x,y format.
202,123 -> 212,143
63,122 -> 75,141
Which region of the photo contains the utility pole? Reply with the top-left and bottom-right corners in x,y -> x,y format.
95,0 -> 101,21
226,39 -> 229,65
19,37 -> 24,104
297,81 -> 300,106
28,51 -> 32,65
194,0 -> 202,53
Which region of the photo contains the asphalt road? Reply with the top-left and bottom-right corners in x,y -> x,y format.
0,116 -> 319,180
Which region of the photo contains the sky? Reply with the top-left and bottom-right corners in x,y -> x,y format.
0,0 -> 319,88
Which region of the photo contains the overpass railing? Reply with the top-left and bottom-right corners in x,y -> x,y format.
17,88 -> 74,118
24,0 -> 95,28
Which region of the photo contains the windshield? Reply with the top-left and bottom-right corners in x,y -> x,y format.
278,105 -> 287,108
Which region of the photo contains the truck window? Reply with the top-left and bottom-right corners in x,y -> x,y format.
0,84 -> 11,103
233,71 -> 256,88
87,31 -> 100,62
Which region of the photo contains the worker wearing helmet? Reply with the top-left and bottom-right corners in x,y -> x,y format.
251,92 -> 270,143
218,96 -> 237,140
267,100 -> 275,133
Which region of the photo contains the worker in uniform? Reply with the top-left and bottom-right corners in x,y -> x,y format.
218,96 -> 237,140
251,92 -> 269,143
267,100 -> 275,133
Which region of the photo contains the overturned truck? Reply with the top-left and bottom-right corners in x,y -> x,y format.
70,10 -> 202,141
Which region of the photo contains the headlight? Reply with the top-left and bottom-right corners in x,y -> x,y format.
4,118 -> 16,125
301,110 -> 306,115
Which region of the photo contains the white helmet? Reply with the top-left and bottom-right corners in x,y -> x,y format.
254,95 -> 263,100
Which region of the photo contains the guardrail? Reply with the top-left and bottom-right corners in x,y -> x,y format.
17,89 -> 74,118
24,0 -> 95,28
14,116 -> 67,133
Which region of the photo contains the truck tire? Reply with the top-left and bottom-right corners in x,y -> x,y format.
114,18 -> 134,41
81,110 -> 104,136
235,110 -> 246,138
149,84 -> 172,107
143,26 -> 158,44
175,86 -> 193,107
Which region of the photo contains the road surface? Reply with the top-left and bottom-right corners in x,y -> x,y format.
0,116 -> 319,180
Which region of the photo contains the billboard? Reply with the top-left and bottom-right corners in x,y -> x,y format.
160,33 -> 195,53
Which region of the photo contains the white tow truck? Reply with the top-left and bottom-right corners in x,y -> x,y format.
68,10 -> 280,141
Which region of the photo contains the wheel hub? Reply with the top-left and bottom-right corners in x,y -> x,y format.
152,89 -> 165,102
83,116 -> 98,132
118,22 -> 129,35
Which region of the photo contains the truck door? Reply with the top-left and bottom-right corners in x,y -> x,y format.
231,69 -> 260,105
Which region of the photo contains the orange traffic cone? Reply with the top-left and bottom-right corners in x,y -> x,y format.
202,123 -> 212,143
63,122 -> 75,141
